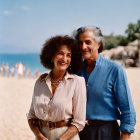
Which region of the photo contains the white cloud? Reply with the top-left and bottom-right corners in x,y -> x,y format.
3,10 -> 13,15
21,6 -> 32,11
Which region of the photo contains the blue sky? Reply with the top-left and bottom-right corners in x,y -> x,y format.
0,0 -> 140,53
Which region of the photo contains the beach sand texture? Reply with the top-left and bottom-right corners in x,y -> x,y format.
0,68 -> 140,140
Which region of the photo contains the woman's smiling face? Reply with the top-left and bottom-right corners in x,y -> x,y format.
53,45 -> 71,72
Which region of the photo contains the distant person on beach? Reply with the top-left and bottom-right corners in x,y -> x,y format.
34,69 -> 40,78
27,68 -> 32,78
0,63 -> 5,76
27,35 -> 86,140
15,63 -> 18,76
5,63 -> 9,77
10,65 -> 15,77
17,62 -> 24,78
23,64 -> 26,77
74,26 -> 136,140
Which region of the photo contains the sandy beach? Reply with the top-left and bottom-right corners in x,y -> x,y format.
0,68 -> 140,140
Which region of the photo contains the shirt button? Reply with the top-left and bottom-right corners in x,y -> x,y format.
86,84 -> 88,87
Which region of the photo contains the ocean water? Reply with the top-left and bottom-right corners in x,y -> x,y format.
0,53 -> 49,75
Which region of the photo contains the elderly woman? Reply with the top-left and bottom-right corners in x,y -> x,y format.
27,35 -> 86,140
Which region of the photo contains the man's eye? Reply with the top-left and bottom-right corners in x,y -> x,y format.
85,40 -> 91,44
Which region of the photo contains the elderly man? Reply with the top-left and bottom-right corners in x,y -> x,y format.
74,26 -> 136,140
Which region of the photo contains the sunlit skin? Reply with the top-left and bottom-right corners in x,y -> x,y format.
53,45 -> 71,72
78,29 -> 101,74
51,45 -> 71,81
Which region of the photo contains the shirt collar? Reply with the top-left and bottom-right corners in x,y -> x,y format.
95,54 -> 101,66
64,72 -> 74,80
44,71 -> 74,82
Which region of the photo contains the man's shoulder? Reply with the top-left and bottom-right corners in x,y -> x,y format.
101,55 -> 122,70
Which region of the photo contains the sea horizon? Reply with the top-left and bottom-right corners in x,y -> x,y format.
0,53 -> 49,75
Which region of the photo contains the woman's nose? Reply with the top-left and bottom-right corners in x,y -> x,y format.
62,54 -> 67,61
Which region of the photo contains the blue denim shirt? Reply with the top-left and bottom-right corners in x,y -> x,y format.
78,54 -> 136,133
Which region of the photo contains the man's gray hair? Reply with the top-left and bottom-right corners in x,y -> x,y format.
74,26 -> 105,53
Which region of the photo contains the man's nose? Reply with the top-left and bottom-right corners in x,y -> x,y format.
81,42 -> 87,50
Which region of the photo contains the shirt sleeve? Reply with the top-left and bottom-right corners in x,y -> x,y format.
71,76 -> 87,132
26,80 -> 38,120
113,66 -> 136,133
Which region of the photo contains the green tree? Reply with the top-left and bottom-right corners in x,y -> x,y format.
135,20 -> 140,33
125,19 -> 140,42
125,23 -> 137,41
104,33 -> 118,50
104,34 -> 128,50
117,35 -> 129,46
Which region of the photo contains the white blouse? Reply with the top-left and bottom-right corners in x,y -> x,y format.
27,72 -> 86,131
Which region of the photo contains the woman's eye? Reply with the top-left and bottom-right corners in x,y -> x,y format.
67,54 -> 71,57
57,52 -> 63,55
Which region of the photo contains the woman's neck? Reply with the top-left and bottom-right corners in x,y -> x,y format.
51,69 -> 66,80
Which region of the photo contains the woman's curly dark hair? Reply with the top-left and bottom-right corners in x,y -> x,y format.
40,35 -> 83,74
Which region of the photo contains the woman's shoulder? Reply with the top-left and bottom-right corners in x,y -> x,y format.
33,73 -> 49,91
35,72 -> 48,85
39,73 -> 48,82
70,73 -> 85,82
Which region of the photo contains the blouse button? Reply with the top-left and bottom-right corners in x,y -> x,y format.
86,84 -> 88,87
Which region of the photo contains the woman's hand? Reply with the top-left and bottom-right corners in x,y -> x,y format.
28,119 -> 48,140
59,125 -> 78,140
36,134 -> 48,140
